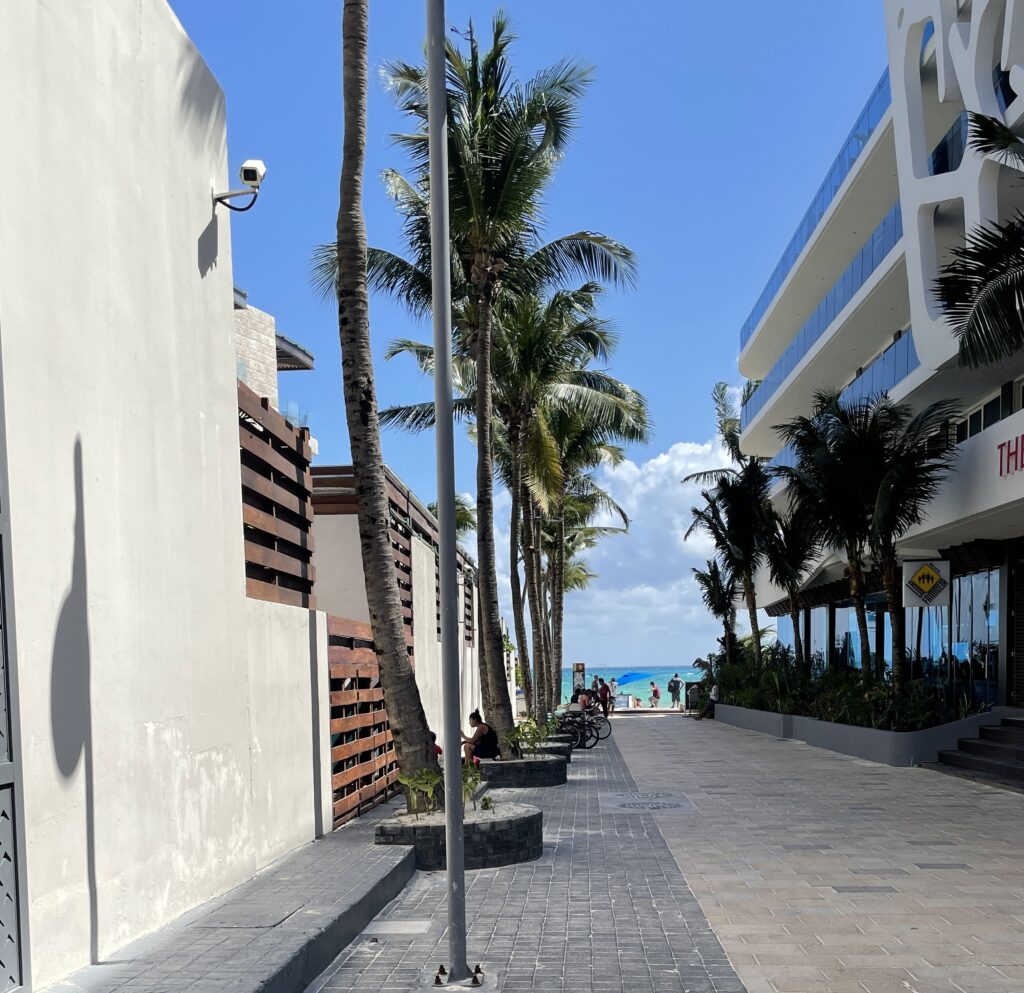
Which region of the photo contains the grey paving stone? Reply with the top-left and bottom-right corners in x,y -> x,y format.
316,739 -> 746,992
43,809 -> 415,993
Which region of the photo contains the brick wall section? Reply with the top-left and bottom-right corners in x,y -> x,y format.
233,305 -> 278,407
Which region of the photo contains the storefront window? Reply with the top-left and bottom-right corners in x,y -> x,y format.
906,604 -> 949,691
951,569 -> 999,709
776,614 -> 795,655
834,601 -> 863,669
809,606 -> 828,674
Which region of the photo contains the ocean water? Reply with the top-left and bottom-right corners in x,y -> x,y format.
557,664 -> 703,706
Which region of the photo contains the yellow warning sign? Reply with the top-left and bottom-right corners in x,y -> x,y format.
905,562 -> 949,605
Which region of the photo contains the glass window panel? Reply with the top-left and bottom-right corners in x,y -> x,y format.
983,396 -> 1001,428
969,410 -> 983,436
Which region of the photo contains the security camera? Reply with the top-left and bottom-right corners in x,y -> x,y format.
239,159 -> 266,191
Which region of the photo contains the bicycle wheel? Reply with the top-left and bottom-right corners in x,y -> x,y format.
582,721 -> 600,748
593,716 -> 612,740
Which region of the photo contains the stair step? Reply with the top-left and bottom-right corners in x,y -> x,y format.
938,749 -> 1024,783
959,737 -> 1024,762
921,761 -> 1024,794
980,725 -> 1024,745
1001,716 -> 1024,730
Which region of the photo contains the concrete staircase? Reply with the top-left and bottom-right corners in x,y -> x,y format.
934,716 -> 1024,787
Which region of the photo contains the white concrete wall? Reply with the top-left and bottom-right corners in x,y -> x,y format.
0,2 -> 330,984
411,536 -> 443,736
311,515 -> 371,622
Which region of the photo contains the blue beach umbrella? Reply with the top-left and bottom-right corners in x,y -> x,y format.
618,672 -> 654,683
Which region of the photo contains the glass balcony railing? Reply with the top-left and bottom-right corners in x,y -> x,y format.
766,331 -> 919,472
929,112 -> 968,176
739,70 -> 892,352
741,202 -> 904,430
840,329 -> 920,406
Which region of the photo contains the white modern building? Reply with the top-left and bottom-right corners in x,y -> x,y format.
740,1 -> 1024,707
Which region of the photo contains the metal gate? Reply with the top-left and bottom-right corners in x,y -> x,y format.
0,340 -> 29,991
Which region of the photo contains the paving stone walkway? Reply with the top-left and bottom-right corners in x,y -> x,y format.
316,739 -> 746,993
614,714 -> 1024,993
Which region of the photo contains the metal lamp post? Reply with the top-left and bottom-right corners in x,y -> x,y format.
427,0 -> 470,983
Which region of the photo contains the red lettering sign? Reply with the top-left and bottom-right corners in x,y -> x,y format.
999,434 -> 1024,476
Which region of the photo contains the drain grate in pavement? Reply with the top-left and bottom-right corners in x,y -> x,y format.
600,792 -> 694,814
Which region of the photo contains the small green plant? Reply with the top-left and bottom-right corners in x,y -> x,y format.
397,767 -> 443,818
461,761 -> 481,810
480,795 -> 494,811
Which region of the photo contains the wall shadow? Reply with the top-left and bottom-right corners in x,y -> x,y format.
197,208 -> 218,278
50,438 -> 97,963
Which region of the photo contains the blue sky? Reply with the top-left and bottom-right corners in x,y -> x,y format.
170,0 -> 888,665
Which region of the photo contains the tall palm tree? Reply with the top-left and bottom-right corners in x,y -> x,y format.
935,112 -> 1024,366
332,0 -> 434,787
684,382 -> 772,667
316,14 -> 637,745
764,510 -> 818,673
692,558 -> 738,669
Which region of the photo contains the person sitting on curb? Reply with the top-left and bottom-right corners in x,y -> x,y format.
462,709 -> 500,763
695,682 -> 719,720
648,682 -> 661,708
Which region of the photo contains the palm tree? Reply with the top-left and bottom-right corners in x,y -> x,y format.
692,558 -> 738,668
935,112 -> 1024,366
684,382 -> 772,667
331,0 -> 435,788
686,469 -> 772,668
764,510 -> 818,673
776,390 -> 958,683
382,285 -> 645,716
427,494 -> 477,550
775,392 -> 883,677
867,397 -> 959,684
316,14 -> 637,745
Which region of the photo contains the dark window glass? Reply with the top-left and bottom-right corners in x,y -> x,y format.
984,396 -> 1001,428
1002,381 -> 1015,419
969,410 -> 983,436
956,420 -> 968,444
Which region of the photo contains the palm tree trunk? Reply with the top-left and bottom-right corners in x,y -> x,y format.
847,550 -> 874,679
471,278 -> 514,745
336,0 -> 434,795
882,554 -> 907,686
550,492 -> 566,717
788,594 -> 805,674
542,536 -> 557,713
522,491 -> 547,715
508,429 -> 533,714
743,576 -> 762,668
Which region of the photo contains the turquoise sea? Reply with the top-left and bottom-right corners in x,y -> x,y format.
557,664 -> 704,707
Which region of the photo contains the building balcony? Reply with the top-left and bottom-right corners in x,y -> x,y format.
741,202 -> 904,434
739,236 -> 909,456
739,74 -> 899,377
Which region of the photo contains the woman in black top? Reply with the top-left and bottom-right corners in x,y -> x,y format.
462,709 -> 499,762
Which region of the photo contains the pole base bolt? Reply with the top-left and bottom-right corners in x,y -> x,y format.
473,965 -> 483,975
434,974 -> 443,987
438,966 -> 448,976
471,977 -> 480,987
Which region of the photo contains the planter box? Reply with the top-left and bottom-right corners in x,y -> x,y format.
545,734 -> 574,747
479,755 -> 567,787
716,704 -> 1007,766
532,742 -> 571,763
375,802 -> 542,870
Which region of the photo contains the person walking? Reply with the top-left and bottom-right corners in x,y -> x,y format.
597,677 -> 610,717
608,677 -> 618,713
648,681 -> 661,708
667,673 -> 682,708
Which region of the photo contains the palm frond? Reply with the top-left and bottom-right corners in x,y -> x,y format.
968,111 -> 1024,167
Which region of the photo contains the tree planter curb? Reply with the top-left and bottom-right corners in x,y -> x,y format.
374,802 -> 543,869
479,755 -> 567,787
530,742 -> 572,763
716,703 -> 1009,766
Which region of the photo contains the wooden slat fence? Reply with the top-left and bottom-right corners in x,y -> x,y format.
328,615 -> 399,827
239,381 -> 316,608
